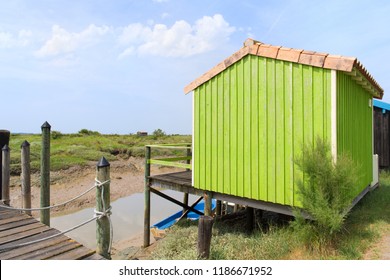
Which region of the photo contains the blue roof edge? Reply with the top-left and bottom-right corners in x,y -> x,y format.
373,100 -> 390,112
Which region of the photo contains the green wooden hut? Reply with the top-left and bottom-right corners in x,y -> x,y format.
184,38 -> 384,210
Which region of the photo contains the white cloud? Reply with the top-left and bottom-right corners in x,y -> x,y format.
118,14 -> 235,58
35,24 -> 110,57
0,29 -> 32,48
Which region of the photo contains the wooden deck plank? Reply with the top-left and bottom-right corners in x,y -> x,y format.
0,211 -> 26,220
0,235 -> 70,259
0,224 -> 51,245
47,245 -> 95,260
0,228 -> 59,251
0,214 -> 32,226
0,218 -> 38,231
0,222 -> 46,239
15,240 -> 82,260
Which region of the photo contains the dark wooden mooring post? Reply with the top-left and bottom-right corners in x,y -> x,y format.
40,122 -> 51,226
204,191 -> 212,217
21,141 -> 31,216
0,130 -> 10,200
182,144 -> 191,217
246,206 -> 255,233
144,146 -> 151,248
96,157 -> 111,259
2,145 -> 10,206
197,215 -> 214,259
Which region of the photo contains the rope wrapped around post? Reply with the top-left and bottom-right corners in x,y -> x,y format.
95,157 -> 112,259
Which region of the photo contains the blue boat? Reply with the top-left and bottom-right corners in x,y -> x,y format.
151,199 -> 216,239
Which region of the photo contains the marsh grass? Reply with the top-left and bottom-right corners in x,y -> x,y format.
8,133 -> 191,174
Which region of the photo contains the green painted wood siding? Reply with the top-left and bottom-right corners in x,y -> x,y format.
193,55 -> 331,206
337,72 -> 373,196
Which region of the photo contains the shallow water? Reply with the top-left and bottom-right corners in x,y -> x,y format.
51,190 -> 198,249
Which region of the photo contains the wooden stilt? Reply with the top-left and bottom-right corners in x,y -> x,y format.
144,146 -> 151,248
197,216 -> 214,259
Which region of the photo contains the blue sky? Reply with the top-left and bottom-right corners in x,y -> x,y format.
1,0 -> 389,134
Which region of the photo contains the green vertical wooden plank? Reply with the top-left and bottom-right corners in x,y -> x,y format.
303,65 -> 313,147
230,65 -> 238,196
243,56 -> 252,198
205,81 -> 212,190
275,60 -> 285,204
251,56 -> 259,200
194,89 -> 200,188
259,57 -> 268,201
313,67 -> 324,139
199,84 -> 206,189
217,73 -> 224,194
267,58 -> 276,203
223,70 -> 230,195
292,64 -> 303,206
284,62 -> 293,206
236,59 -> 244,197
211,78 -> 218,192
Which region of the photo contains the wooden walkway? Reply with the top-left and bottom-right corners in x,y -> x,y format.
0,204 -> 105,260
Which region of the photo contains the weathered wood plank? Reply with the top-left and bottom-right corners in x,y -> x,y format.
0,228 -> 59,251
16,240 -> 82,260
0,235 -> 70,259
0,214 -> 31,226
0,224 -> 50,244
0,210 -> 25,220
0,217 -> 38,231
47,245 -> 95,260
0,222 -> 45,239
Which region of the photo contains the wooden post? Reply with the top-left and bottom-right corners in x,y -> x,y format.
0,130 -> 10,200
197,216 -> 214,259
96,157 -> 111,259
246,206 -> 255,233
1,145 -> 10,206
144,146 -> 151,248
183,145 -> 191,217
21,141 -> 31,216
204,191 -> 212,216
40,121 -> 51,226
216,200 -> 222,216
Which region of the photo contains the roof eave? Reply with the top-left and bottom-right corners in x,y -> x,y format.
184,38 -> 384,99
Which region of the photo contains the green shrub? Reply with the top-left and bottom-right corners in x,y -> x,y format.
293,138 -> 360,238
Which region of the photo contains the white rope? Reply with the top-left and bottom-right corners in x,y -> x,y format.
0,179 -> 110,212
94,178 -> 113,254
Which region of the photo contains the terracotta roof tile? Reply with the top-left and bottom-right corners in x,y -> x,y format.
277,47 -> 303,63
323,55 -> 356,72
299,52 -> 327,67
257,44 -> 281,59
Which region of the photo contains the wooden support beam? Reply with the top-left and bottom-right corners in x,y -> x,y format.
150,188 -> 204,216
203,192 -> 212,216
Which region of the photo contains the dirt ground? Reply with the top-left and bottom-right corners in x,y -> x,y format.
7,157 -> 390,260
